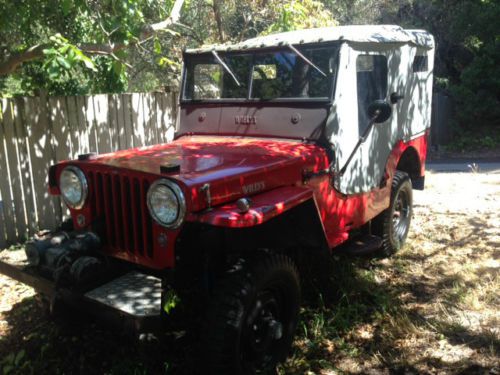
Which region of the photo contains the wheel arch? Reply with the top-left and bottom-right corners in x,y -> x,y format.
174,198 -> 330,286
386,133 -> 428,191
396,146 -> 424,189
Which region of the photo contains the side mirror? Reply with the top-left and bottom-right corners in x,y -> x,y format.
339,99 -> 393,176
367,100 -> 392,123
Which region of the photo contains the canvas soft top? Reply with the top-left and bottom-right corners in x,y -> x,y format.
185,25 -> 434,54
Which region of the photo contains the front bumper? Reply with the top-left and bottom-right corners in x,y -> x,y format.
0,249 -> 165,333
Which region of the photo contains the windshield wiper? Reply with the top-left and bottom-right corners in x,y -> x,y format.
287,44 -> 327,77
211,50 -> 241,87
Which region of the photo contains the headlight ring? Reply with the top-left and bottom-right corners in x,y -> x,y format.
147,179 -> 186,229
59,166 -> 88,209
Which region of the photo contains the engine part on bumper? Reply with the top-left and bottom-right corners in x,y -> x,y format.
24,230 -> 103,285
25,231 -> 70,266
0,249 -> 164,334
70,256 -> 105,285
66,232 -> 101,253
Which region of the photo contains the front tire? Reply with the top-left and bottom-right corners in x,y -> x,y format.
373,170 -> 413,256
201,254 -> 301,374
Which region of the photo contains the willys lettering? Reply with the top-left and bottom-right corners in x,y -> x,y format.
235,115 -> 257,125
242,181 -> 265,194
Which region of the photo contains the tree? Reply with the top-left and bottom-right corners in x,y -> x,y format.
0,0 -> 185,95
322,0 -> 499,134
0,0 -> 336,96
376,0 -> 500,132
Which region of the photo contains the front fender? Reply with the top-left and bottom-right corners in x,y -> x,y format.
191,186 -> 313,228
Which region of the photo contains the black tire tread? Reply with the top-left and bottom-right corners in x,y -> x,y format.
373,170 -> 413,256
200,253 -> 300,374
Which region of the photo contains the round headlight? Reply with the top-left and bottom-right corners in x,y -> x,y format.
147,179 -> 186,228
59,166 -> 88,209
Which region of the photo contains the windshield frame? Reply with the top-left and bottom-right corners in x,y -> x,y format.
181,42 -> 341,104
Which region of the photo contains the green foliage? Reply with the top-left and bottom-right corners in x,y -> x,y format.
445,130 -> 500,153
447,1 -> 500,131
163,289 -> 180,314
386,0 -> 499,133
264,0 -> 336,34
42,34 -> 97,81
0,0 -> 176,96
1,350 -> 27,374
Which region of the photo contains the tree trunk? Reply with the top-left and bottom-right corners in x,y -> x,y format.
212,0 -> 226,43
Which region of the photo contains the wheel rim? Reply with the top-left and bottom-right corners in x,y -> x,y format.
241,288 -> 285,371
392,188 -> 410,243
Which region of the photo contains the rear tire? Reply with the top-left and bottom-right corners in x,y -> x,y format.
373,170 -> 413,256
201,254 -> 300,374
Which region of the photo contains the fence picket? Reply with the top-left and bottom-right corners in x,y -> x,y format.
76,96 -> 90,155
85,96 -> 98,153
165,93 -> 176,140
94,95 -> 112,154
50,97 -> 73,218
66,96 -> 82,159
14,98 -> 38,235
144,94 -> 156,145
0,99 -> 18,245
0,187 -> 5,248
122,94 -> 134,149
1,100 -> 27,240
115,94 -> 127,149
25,96 -> 59,231
109,95 -> 120,151
132,93 -> 145,147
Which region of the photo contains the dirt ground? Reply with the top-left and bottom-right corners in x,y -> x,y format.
0,170 -> 499,374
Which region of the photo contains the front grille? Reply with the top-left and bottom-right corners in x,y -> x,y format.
88,171 -> 153,258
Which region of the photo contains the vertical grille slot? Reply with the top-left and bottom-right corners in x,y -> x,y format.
89,169 -> 153,258
133,178 -> 144,256
102,174 -> 114,246
121,176 -> 132,252
111,175 -> 123,249
142,180 -> 153,257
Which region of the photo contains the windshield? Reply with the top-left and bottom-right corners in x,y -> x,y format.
183,44 -> 340,101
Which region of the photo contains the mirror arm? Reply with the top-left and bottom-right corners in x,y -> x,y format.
338,110 -> 380,176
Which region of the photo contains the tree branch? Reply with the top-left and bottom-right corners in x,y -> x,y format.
0,0 -> 185,77
212,0 -> 226,43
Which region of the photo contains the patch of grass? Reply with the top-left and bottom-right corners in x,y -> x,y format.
2,244 -> 23,253
445,129 -> 500,153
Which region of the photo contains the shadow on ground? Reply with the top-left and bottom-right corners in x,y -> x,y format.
1,209 -> 498,374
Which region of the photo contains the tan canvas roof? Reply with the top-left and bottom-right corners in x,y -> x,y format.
186,25 -> 434,54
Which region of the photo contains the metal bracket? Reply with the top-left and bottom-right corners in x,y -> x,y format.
200,183 -> 212,209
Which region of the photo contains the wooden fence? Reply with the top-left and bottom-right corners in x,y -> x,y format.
0,91 -> 178,249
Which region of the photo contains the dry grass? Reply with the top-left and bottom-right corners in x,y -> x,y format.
280,171 -> 500,374
0,170 -> 499,374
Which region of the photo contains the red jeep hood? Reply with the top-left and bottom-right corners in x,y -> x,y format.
84,135 -> 329,210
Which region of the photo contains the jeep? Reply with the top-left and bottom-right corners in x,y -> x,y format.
0,25 -> 434,374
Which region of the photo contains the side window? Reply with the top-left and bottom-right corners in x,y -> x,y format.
412,55 -> 428,72
356,55 -> 388,134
